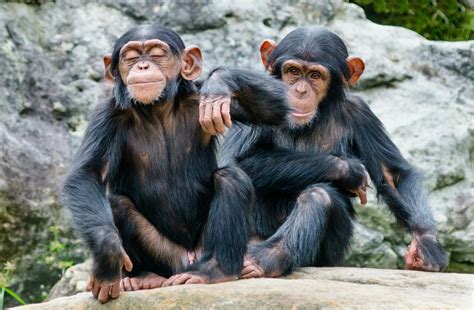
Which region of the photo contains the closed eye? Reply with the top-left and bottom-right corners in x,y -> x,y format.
124,57 -> 139,62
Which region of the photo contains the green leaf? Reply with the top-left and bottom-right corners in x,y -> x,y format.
1,287 -> 5,310
4,287 -> 26,305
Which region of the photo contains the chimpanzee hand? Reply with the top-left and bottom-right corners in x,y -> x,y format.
405,233 -> 448,272
86,248 -> 133,304
199,70 -> 235,135
199,95 -> 233,135
335,158 -> 369,205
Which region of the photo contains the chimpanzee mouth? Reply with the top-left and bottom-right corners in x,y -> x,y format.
129,79 -> 163,85
291,110 -> 314,117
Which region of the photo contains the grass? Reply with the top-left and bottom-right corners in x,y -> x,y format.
348,0 -> 474,41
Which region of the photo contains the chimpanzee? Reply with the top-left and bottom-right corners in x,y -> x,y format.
207,26 -> 448,278
61,24 -> 308,303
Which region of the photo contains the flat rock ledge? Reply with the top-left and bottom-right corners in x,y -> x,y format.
14,268 -> 473,309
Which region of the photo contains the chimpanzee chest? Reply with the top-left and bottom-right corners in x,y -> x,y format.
109,117 -> 216,247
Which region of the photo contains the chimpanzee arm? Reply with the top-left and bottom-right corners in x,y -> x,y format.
200,67 -> 290,126
350,97 -> 448,270
236,146 -> 367,195
62,100 -> 123,281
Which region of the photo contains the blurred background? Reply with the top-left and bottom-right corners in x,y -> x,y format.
0,0 -> 472,307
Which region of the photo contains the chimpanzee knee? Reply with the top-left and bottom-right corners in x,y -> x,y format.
314,189 -> 354,266
296,184 -> 332,209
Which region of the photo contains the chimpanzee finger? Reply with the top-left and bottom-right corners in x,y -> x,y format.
162,275 -> 179,287
241,266 -> 254,276
122,250 -> 133,272
204,99 -> 216,135
92,280 -> 100,299
199,100 -> 206,127
122,277 -> 132,291
97,285 -> 110,304
172,274 -> 193,286
241,270 -> 259,279
221,98 -> 232,128
110,282 -> 120,299
212,100 -> 225,134
358,188 -> 367,205
185,276 -> 205,285
130,277 -> 140,291
86,276 -> 93,292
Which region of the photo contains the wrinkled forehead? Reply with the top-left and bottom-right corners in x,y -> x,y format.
119,39 -> 171,56
282,59 -> 329,73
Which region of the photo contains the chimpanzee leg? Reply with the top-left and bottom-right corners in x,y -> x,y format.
110,195 -> 187,290
315,191 -> 354,266
163,166 -> 254,286
241,184 -> 353,279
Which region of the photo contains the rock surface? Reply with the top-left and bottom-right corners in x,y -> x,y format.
0,0 -> 472,304
14,268 -> 474,309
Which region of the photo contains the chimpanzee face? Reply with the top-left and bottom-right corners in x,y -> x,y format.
259,27 -> 365,129
103,26 -> 203,109
280,60 -> 331,127
118,39 -> 180,104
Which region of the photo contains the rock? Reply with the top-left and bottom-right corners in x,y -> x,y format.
46,261 -> 91,301
0,0 -> 472,304
13,268 -> 474,309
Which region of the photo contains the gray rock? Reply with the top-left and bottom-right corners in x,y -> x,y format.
14,268 -> 474,309
46,261 -> 91,302
0,0 -> 472,304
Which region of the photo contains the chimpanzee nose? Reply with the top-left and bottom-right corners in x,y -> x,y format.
138,61 -> 149,70
295,82 -> 308,96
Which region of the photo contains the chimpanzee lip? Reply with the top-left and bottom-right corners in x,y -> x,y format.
129,80 -> 162,85
291,111 -> 314,117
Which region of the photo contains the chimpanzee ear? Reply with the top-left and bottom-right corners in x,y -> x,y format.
103,53 -> 115,86
346,56 -> 365,86
181,45 -> 203,81
259,39 -> 277,71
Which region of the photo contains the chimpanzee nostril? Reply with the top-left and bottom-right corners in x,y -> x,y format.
138,61 -> 149,70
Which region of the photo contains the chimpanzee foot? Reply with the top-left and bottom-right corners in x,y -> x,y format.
241,256 -> 265,279
121,272 -> 167,291
240,243 -> 291,279
162,258 -> 237,286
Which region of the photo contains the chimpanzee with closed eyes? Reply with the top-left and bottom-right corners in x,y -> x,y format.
62,24 -> 307,303
210,26 -> 448,279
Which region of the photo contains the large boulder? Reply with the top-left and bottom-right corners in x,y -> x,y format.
14,268 -> 474,309
0,0 -> 472,304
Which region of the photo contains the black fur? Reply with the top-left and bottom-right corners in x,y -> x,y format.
220,26 -> 447,275
62,24 -> 290,282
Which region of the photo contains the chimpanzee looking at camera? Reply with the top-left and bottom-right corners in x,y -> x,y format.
62,24 -> 300,303
213,26 -> 448,278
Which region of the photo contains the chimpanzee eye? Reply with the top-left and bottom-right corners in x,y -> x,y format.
310,71 -> 322,80
288,67 -> 300,76
150,55 -> 165,61
124,57 -> 139,64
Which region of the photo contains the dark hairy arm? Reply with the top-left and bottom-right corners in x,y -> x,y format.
199,67 -> 290,134
62,99 -> 126,282
349,96 -> 447,271
236,146 -> 367,197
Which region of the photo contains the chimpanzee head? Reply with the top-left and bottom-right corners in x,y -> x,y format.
259,26 -> 365,128
103,24 -> 202,109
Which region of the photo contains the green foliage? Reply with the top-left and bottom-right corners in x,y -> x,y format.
348,0 -> 474,41
0,189 -> 86,306
0,262 -> 26,308
42,226 -> 76,272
